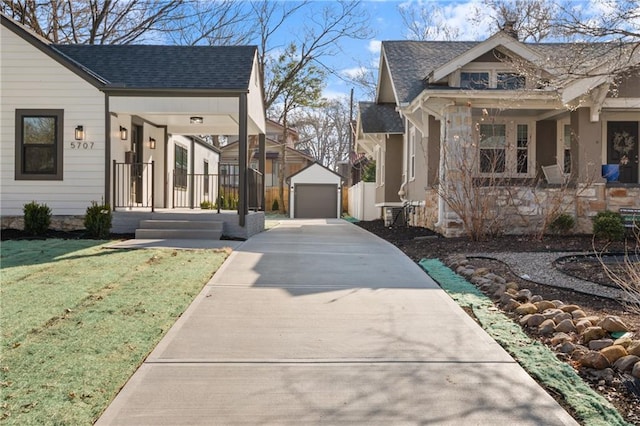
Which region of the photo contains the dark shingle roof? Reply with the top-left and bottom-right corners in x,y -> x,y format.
53,44 -> 257,90
359,102 -> 404,134
382,41 -> 478,104
382,40 -> 626,104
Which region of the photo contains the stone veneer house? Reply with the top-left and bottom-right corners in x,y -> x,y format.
1,13 -> 266,238
355,30 -> 640,237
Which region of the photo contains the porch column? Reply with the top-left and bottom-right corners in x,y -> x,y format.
437,105 -> 472,237
258,133 -> 266,211
238,92 -> 248,226
570,107 -> 605,183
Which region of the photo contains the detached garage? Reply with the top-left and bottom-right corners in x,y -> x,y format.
288,162 -> 343,219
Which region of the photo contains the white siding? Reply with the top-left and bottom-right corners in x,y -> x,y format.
1,25 -> 105,215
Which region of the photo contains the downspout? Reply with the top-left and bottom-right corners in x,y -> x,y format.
104,94 -> 111,206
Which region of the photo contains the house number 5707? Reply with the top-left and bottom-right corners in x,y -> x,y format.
70,142 -> 94,149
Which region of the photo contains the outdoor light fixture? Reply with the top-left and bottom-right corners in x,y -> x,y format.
119,126 -> 128,140
75,125 -> 84,140
190,116 -> 203,124
149,137 -> 156,149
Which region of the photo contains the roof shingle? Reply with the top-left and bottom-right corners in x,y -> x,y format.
53,44 -> 257,90
359,102 -> 404,134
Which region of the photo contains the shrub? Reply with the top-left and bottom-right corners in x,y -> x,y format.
362,161 -> 376,182
84,200 -> 112,239
549,213 -> 575,235
23,201 -> 51,236
271,198 -> 279,212
593,210 -> 625,241
200,200 -> 214,210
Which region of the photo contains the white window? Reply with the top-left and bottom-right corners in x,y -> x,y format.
557,120 -> 572,175
459,64 -> 525,89
476,120 -> 534,176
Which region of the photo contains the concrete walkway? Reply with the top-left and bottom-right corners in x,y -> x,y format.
96,219 -> 577,425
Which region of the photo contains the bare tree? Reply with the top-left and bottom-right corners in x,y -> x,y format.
293,98 -> 352,170
163,1 -> 254,46
469,0 -> 558,42
1,0 -> 184,44
397,1 -> 460,41
252,0 -> 371,111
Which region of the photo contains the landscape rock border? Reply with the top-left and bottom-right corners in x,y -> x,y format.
419,257 -> 631,426
446,254 -> 639,378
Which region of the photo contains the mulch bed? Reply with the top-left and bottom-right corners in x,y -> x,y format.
355,219 -> 640,425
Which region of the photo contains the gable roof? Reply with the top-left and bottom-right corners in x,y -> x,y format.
286,161 -> 343,182
54,44 -> 257,91
358,102 -> 404,134
220,139 -> 315,162
382,40 -> 477,104
2,13 -> 257,93
380,36 -> 634,105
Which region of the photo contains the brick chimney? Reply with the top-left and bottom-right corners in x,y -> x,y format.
501,20 -> 519,39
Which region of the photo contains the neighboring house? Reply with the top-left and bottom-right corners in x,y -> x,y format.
355,29 -> 640,237
220,119 -> 314,209
1,14 -> 266,236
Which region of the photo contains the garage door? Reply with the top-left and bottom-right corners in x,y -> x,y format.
294,184 -> 338,218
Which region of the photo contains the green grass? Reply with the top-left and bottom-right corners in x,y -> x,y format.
1,240 -> 228,425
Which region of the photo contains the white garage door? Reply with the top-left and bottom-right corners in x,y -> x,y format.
294,184 -> 338,218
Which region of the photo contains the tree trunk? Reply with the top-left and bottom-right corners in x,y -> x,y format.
279,112 -> 287,214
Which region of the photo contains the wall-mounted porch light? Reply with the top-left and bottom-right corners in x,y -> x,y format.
75,125 -> 84,140
149,137 -> 156,149
120,126 -> 128,140
190,116 -> 203,124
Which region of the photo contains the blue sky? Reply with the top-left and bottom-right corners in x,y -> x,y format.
310,0 -> 497,100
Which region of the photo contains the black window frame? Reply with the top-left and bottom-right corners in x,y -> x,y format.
15,109 -> 64,180
174,144 -> 188,189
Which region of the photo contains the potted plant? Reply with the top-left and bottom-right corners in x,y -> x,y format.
602,131 -> 636,182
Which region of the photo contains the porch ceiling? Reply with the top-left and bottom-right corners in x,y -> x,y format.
110,95 -> 266,135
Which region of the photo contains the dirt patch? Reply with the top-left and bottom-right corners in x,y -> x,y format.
356,219 -> 640,425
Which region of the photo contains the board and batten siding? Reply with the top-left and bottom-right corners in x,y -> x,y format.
1,24 -> 106,216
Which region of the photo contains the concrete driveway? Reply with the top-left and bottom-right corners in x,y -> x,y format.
97,219 -> 577,425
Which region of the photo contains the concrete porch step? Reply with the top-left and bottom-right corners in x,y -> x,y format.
134,229 -> 223,240
139,220 -> 223,230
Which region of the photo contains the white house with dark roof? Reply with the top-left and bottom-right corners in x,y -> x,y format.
1,14 -> 267,238
355,30 -> 640,237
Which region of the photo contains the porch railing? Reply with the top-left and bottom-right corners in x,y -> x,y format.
112,161 -> 155,211
172,165 -> 264,211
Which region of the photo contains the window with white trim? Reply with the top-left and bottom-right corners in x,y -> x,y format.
477,120 -> 533,176
459,64 -> 525,89
558,121 -> 572,174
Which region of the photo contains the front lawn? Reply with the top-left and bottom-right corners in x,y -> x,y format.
0,240 -> 228,425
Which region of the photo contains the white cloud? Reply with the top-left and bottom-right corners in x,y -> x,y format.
368,39 -> 382,53
322,88 -> 349,101
341,66 -> 368,79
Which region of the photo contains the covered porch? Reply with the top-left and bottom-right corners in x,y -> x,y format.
107,90 -> 267,238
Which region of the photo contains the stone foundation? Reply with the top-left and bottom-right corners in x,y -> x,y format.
409,184 -> 640,237
1,215 -> 85,231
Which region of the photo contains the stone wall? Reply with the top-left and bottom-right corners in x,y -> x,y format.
409,184 -> 640,237
2,215 -> 85,231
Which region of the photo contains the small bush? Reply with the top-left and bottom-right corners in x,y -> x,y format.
84,200 -> 112,239
549,213 -> 575,235
23,201 -> 51,235
200,200 -> 215,210
593,210 -> 625,241
271,198 -> 279,212
362,161 -> 376,182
